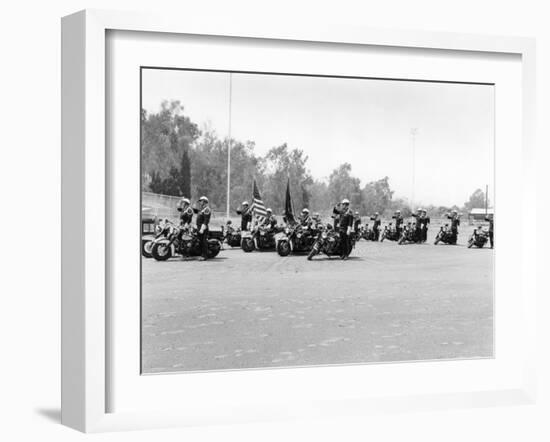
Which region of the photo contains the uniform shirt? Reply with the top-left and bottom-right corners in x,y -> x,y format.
262,215 -> 277,228
236,207 -> 252,230
447,215 -> 460,230
354,218 -> 361,231
196,205 -> 211,230
179,206 -> 194,225
299,214 -> 312,227
392,215 -> 404,229
420,215 -> 430,228
339,208 -> 354,231
370,216 -> 381,228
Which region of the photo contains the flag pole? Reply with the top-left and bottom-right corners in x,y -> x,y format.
226,73 -> 232,220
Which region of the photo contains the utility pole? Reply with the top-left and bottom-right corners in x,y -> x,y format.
226,73 -> 233,220
410,128 -> 418,211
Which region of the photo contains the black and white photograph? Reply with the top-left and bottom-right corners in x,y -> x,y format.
140,68 -> 495,374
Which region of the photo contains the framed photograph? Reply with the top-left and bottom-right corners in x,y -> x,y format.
61,9 -> 537,432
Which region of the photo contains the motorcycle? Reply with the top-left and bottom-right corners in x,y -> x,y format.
276,224 -> 316,256
241,224 -> 280,252
380,224 -> 400,242
307,225 -> 343,260
434,224 -> 458,245
142,220 -> 175,258
221,224 -> 242,247
398,224 -> 422,245
151,225 -> 222,261
361,225 -> 377,241
467,227 -> 489,248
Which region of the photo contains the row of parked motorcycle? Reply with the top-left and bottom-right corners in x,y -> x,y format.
359,223 -> 490,248
142,219 -> 491,262
141,220 -> 354,261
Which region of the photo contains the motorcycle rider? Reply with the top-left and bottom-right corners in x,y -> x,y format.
392,210 -> 404,238
339,198 -> 354,259
236,201 -> 252,231
196,196 -> 211,261
299,208 -> 312,227
420,209 -> 430,243
446,210 -> 460,243
261,208 -> 277,230
311,212 -> 324,231
370,212 -> 381,241
484,213 -> 494,248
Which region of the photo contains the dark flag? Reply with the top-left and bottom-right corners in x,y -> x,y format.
284,178 -> 295,224
250,179 -> 268,221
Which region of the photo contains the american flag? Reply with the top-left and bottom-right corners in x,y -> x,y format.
250,180 -> 268,222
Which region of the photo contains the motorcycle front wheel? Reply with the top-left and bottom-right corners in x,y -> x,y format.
307,245 -> 319,261
241,238 -> 255,253
152,242 -> 172,261
142,240 -> 153,258
277,240 -> 291,257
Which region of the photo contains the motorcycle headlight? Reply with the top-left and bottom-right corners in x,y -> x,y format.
322,232 -> 328,239
285,228 -> 290,234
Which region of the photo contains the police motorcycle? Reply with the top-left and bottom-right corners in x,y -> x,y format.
434,224 -> 458,245
221,221 -> 242,248
142,219 -> 175,258
276,223 -> 316,256
467,226 -> 489,248
307,224 -> 343,260
379,223 -> 400,242
398,223 -> 422,245
241,223 -> 281,252
361,224 -> 377,241
151,224 -> 222,261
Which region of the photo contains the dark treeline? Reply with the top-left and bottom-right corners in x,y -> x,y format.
141,101 -> 487,217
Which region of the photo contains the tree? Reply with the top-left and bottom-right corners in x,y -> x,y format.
327,163 -> 362,209
463,188 -> 488,212
260,144 -> 313,214
361,176 -> 394,215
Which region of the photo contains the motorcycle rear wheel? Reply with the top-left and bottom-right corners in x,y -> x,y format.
307,246 -> 318,261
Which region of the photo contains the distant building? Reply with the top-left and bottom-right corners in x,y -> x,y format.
468,207 -> 494,223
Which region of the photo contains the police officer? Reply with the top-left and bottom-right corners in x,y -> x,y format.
339,198 -> 353,259
311,212 -> 323,231
299,208 -> 312,227
262,208 -> 277,230
196,196 -> 211,261
420,209 -> 430,243
411,208 -> 423,242
484,213 -> 494,248
446,210 -> 460,244
236,201 -> 252,231
370,212 -> 381,241
392,210 -> 404,237
177,197 -> 194,227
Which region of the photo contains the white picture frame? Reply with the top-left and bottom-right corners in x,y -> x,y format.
61,9 -> 537,433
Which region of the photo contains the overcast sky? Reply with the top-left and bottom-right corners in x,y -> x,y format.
142,68 -> 494,207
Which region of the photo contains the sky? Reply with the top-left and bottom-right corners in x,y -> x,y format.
142,68 -> 495,207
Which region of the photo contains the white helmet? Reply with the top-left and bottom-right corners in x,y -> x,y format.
181,197 -> 190,205
302,208 -> 310,214
341,198 -> 350,204
266,208 -> 272,213
199,196 -> 209,203
242,201 -> 249,206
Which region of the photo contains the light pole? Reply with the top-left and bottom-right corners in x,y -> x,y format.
226,73 -> 233,220
410,127 -> 418,211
